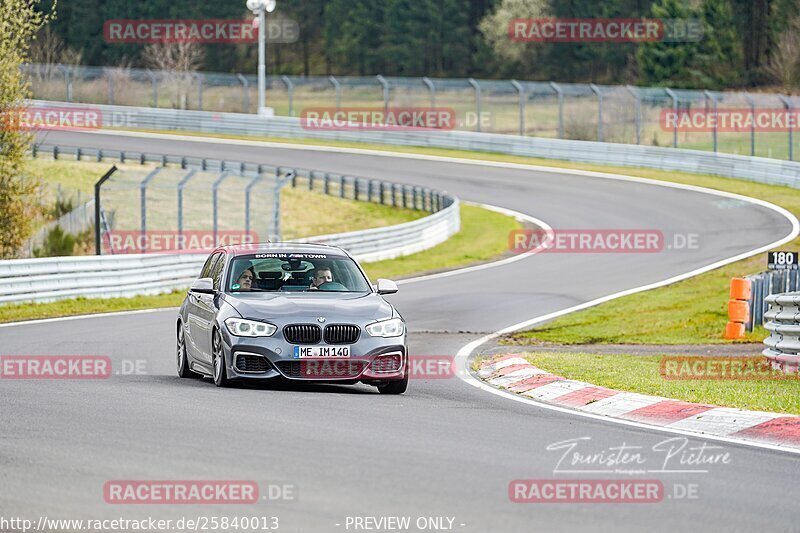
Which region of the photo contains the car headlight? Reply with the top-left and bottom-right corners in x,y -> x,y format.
224,318 -> 277,337
366,317 -> 405,338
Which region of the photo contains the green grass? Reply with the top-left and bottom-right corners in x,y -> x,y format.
0,204 -> 519,323
516,352 -> 800,415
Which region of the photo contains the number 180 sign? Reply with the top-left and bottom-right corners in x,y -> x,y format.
768,251 -> 799,270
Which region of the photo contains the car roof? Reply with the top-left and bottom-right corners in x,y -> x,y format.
216,241 -> 350,257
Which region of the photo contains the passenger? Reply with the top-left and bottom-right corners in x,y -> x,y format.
233,267 -> 256,291
309,267 -> 333,290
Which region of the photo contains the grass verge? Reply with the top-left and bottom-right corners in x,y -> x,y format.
0,204 -> 519,323
26,158 -> 424,239
518,352 -> 800,415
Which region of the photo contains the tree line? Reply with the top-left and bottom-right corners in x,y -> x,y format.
32,0 -> 800,90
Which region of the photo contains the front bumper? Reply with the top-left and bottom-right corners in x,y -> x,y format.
220,329 -> 407,382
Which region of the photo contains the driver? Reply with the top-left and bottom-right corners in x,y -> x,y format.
309,267 -> 333,290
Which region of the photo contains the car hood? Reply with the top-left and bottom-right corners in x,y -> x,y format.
224,292 -> 395,323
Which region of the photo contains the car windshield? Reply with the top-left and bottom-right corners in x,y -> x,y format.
226,252 -> 371,294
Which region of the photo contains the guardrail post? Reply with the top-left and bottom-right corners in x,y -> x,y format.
412,187 -> 419,209
54,145 -> 59,159
665,88 -> 678,148
780,95 -> 794,161
391,183 -> 397,207
367,180 -> 374,202
511,80 -> 525,136
237,73 -> 250,112
354,178 -> 360,201
379,182 -> 385,204
704,90 -> 718,152
282,76 -> 295,116
377,75 -> 389,114
309,171 -> 315,191
324,173 -> 330,195
340,175 -> 345,198
468,78 -> 481,132
94,165 -> 118,255
590,84 -> 603,142
329,76 -> 341,111
550,81 -> 564,138
176,169 -> 197,248
626,85 -> 641,145
422,77 -> 436,108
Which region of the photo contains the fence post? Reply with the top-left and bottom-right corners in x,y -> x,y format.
422,77 -> 436,108
212,171 -> 233,246
704,90 -> 718,153
665,88 -> 678,148
468,78 -> 481,132
376,75 -> 389,114
743,92 -> 756,156
94,165 -> 118,255
780,95 -> 794,161
139,168 -> 162,253
550,81 -> 564,139
237,73 -> 250,113
146,69 -> 158,107
194,72 -> 203,110
57,64 -> 73,102
511,80 -> 525,136
107,68 -> 114,105
625,85 -> 641,145
244,173 -> 263,237
282,75 -> 294,116
340,175 -> 345,198
329,76 -> 341,111
590,84 -> 603,142
177,169 -> 197,248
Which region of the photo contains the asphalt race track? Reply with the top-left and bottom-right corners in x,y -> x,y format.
1,129 -> 798,532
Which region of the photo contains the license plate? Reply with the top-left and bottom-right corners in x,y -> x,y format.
293,346 -> 351,358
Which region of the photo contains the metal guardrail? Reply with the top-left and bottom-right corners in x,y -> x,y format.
745,270 -> 800,331
24,64 -> 800,160
31,101 -> 800,190
763,292 -> 800,373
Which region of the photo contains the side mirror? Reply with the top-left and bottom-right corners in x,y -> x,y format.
376,278 -> 398,295
190,277 -> 215,294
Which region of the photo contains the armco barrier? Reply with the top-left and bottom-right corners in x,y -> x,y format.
0,195 -> 458,305
763,292 -> 800,373
30,100 -> 800,189
743,270 -> 800,332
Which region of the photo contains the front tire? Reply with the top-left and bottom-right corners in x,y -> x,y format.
177,324 -> 201,379
212,329 -> 232,388
377,369 -> 408,395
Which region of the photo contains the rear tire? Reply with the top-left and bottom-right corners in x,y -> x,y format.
177,324 -> 201,379
212,329 -> 232,388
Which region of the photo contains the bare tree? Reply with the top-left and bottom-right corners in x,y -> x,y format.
766,19 -> 800,94
142,41 -> 205,109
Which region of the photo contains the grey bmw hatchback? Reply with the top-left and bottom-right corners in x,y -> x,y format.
176,243 -> 408,394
